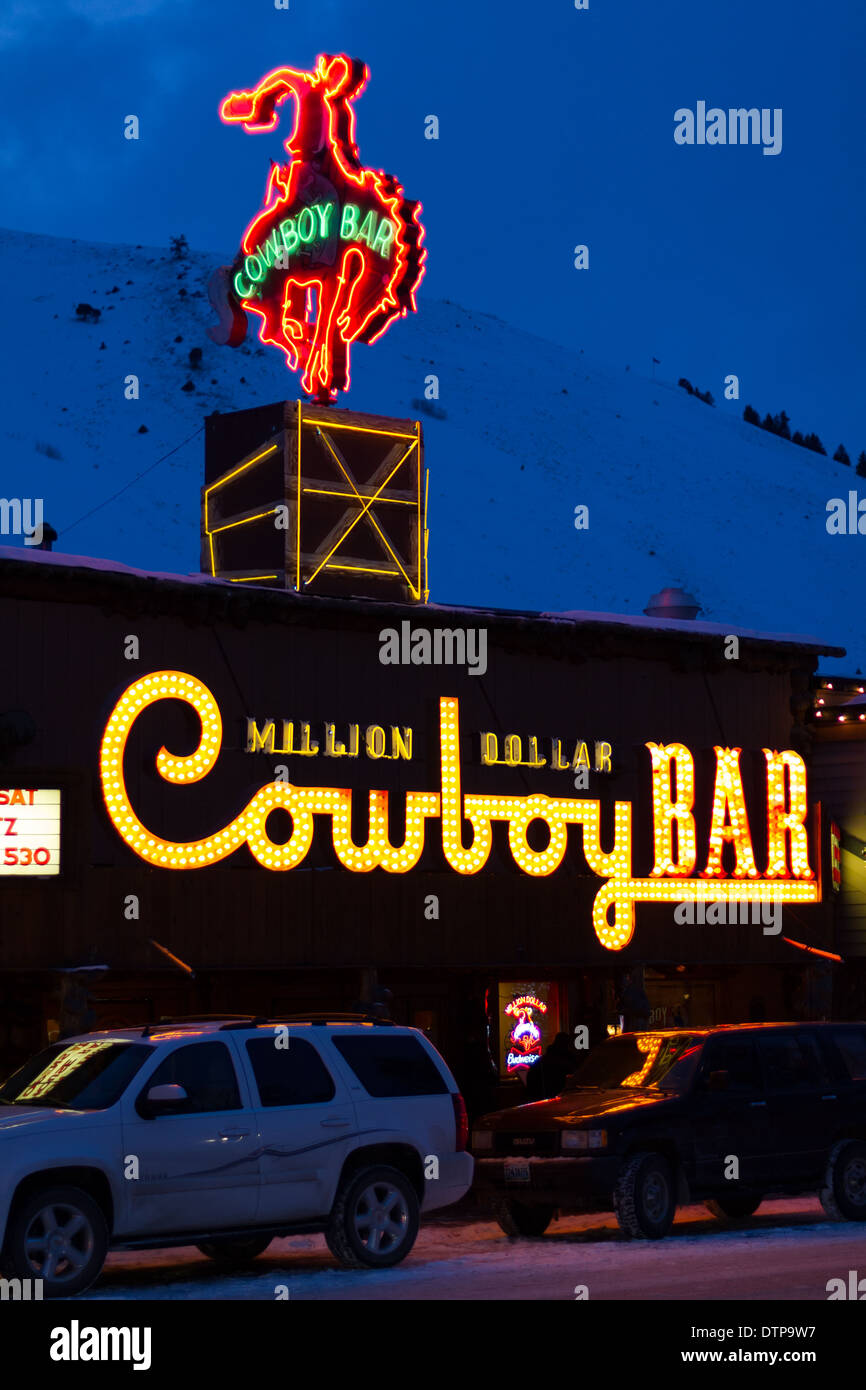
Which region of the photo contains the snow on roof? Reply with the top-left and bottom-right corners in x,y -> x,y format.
0,543 -> 222,587
543,607 -> 842,652
0,544 -> 845,655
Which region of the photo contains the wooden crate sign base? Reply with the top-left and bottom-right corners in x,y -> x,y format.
202,401 -> 427,602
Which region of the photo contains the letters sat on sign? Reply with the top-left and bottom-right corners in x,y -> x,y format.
210,54 -> 426,402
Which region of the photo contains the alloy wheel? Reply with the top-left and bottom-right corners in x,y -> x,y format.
352,1180 -> 409,1254
23,1201 -> 95,1284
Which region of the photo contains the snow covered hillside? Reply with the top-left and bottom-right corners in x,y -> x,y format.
0,226 -> 860,670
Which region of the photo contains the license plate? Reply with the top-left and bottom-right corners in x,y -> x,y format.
504,1161 -> 530,1184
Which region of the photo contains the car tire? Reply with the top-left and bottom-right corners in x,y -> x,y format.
705,1193 -> 763,1222
820,1140 -> 866,1222
196,1235 -> 273,1264
326,1164 -> 419,1269
614,1152 -> 676,1239
4,1184 -> 108,1298
492,1200 -> 555,1237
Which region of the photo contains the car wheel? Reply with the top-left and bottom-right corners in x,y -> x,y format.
196,1235 -> 273,1264
705,1193 -> 763,1222
492,1200 -> 555,1237
820,1140 -> 866,1221
4,1185 -> 108,1297
326,1164 -> 419,1269
614,1152 -> 676,1239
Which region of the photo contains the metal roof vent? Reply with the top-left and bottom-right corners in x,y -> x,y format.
644,586 -> 702,620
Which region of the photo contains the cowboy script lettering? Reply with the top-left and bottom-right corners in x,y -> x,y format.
99,673 -> 820,952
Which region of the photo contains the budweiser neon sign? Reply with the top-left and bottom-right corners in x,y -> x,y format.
99,672 -> 820,952
504,994 -> 547,1071
214,55 -> 426,401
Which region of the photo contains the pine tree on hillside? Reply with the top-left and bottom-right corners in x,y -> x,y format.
857,451 -> 866,478
743,404 -> 760,425
776,411 -> 791,439
834,443 -> 851,466
762,412 -> 776,432
804,433 -> 827,455
792,430 -> 804,446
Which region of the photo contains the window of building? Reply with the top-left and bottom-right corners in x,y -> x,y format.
498,981 -> 560,1077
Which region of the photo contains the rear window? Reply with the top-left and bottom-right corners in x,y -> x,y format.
246,1036 -> 335,1106
332,1034 -> 448,1097
831,1027 -> 866,1082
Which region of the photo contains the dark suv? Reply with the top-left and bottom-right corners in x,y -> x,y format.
471,1022 -> 866,1239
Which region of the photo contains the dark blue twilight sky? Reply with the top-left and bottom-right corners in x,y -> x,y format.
1,0 -> 863,454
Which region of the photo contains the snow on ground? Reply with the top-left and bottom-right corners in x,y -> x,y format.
0,226 -> 860,669
78,1199 -> 866,1301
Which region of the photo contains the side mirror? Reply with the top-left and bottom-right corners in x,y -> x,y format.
706,1069 -> 730,1093
140,1082 -> 188,1118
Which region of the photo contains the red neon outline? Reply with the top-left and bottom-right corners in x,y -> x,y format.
220,55 -> 426,399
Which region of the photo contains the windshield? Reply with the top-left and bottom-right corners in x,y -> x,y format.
0,1039 -> 152,1110
568,1034 -> 704,1092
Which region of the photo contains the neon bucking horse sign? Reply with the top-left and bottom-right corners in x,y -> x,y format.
211,55 -> 426,402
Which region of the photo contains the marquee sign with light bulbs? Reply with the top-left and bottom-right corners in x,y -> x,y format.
99,672 -> 820,952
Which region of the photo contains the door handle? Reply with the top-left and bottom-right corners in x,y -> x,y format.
749,1100 -> 767,1108
218,1128 -> 250,1140
320,1117 -> 351,1128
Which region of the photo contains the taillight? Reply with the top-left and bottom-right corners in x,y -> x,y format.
452,1092 -> 469,1152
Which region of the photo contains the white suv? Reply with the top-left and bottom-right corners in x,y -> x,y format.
0,1014 -> 472,1296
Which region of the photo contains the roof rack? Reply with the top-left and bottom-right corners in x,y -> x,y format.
255,1012 -> 395,1027
141,1015 -> 256,1037
140,1011 -> 395,1037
